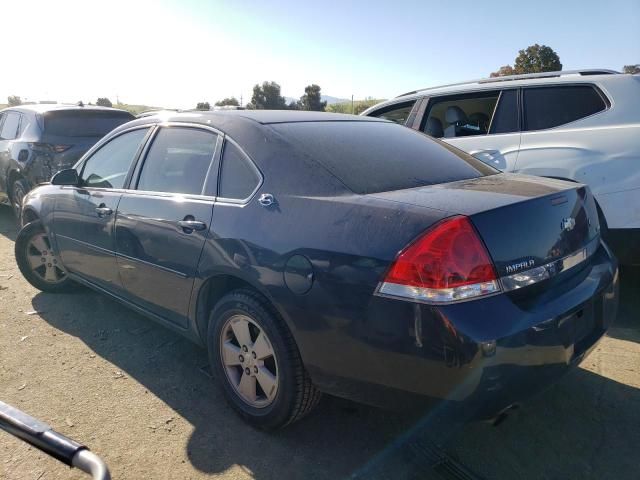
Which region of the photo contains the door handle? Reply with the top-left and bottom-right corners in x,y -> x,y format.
178,219 -> 207,233
95,205 -> 113,217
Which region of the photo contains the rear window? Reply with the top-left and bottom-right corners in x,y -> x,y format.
272,121 -> 497,194
523,85 -> 607,131
43,110 -> 134,137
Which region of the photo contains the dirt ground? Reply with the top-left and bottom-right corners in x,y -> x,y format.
0,206 -> 638,480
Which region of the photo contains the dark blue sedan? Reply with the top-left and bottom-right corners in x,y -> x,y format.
14,111 -> 618,429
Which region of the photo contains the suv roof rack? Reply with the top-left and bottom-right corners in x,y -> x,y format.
396,69 -> 620,98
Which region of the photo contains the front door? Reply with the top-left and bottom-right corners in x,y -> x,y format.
53,127 -> 151,291
115,126 -> 219,327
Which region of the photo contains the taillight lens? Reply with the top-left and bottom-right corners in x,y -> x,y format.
377,216 -> 500,303
29,143 -> 71,153
52,144 -> 71,153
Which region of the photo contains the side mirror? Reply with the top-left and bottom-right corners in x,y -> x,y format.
51,169 -> 79,186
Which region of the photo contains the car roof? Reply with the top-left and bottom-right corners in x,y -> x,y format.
1,104 -> 133,115
363,69 -> 623,112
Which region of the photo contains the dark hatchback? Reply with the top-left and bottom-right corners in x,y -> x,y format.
15,111 -> 618,429
0,104 -> 134,217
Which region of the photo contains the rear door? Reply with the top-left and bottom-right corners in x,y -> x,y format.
53,126 -> 151,291
115,125 -> 220,328
419,89 -> 521,170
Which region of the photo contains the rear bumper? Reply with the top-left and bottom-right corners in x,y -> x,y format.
307,243 -> 619,418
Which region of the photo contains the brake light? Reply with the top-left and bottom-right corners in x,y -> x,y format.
377,216 -> 500,303
29,143 -> 71,153
52,144 -> 71,153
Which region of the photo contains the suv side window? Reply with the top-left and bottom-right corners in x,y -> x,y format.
422,91 -> 500,138
218,141 -> 261,201
523,85 -> 607,131
489,89 -> 519,134
0,112 -> 21,140
368,100 -> 416,125
137,127 -> 217,195
81,128 -> 149,189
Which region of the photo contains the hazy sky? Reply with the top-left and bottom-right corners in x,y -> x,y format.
2,0 -> 638,108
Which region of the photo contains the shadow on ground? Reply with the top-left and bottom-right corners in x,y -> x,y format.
30,265 -> 640,479
0,207 -> 17,242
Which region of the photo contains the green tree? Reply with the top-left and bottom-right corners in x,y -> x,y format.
247,81 -> 287,110
7,95 -> 22,106
490,44 -> 562,77
196,102 -> 210,111
215,97 -> 239,107
513,44 -> 562,74
298,84 -> 327,111
490,65 -> 515,78
96,97 -> 113,107
623,64 -> 640,74
287,100 -> 300,110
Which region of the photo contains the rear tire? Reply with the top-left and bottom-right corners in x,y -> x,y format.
207,289 -> 321,430
10,178 -> 29,223
15,220 -> 75,293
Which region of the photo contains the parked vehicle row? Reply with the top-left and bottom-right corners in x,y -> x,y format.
0,104 -> 133,217
363,69 -> 640,265
15,110 -> 619,429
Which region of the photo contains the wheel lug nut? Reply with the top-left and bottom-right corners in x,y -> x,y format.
47,263 -> 52,267
239,355 -> 244,362
242,345 -> 248,352
245,367 -> 250,375
253,366 -> 258,374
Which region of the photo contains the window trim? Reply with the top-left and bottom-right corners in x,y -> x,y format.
130,124 -> 222,198
521,83 -> 610,132
215,136 -> 264,205
76,125 -> 154,192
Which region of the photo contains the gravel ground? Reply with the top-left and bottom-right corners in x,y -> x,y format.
0,206 -> 638,479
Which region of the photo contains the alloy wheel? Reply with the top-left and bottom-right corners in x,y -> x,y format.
25,233 -> 67,284
219,314 -> 279,408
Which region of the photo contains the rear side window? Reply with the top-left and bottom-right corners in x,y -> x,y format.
489,89 -> 519,134
368,101 -> 416,125
0,112 -> 21,140
523,86 -> 607,131
81,128 -> 149,189
422,91 -> 500,138
137,127 -> 217,195
218,141 -> 261,200
272,121 -> 497,195
43,110 -> 133,137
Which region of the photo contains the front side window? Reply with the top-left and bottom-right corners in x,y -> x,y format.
422,91 -> 500,138
81,128 -> 149,189
137,127 -> 217,195
369,101 -> 416,125
523,85 -> 607,131
218,141 -> 261,200
0,112 -> 21,140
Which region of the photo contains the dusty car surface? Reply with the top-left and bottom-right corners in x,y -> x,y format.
14,110 -> 619,429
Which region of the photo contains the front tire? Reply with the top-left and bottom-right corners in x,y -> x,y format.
15,220 -> 74,293
208,289 -> 321,430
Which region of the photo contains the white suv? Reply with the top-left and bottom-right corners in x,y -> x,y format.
363,70 -> 640,265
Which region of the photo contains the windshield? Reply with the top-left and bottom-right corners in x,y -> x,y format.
272,121 -> 498,194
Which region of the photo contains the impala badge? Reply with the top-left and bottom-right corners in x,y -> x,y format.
561,217 -> 576,232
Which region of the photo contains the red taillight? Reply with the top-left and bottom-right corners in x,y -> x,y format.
52,144 -> 71,153
378,216 -> 500,303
